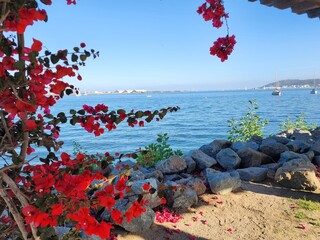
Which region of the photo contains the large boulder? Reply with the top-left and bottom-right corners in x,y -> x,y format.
275,159 -> 320,191
120,206 -> 155,233
164,181 -> 198,208
155,156 -> 187,174
236,167 -> 268,182
259,140 -> 289,160
205,169 -> 241,195
231,141 -> 259,152
181,154 -> 196,173
310,140 -> 320,156
191,150 -> 217,170
237,147 -> 273,167
176,177 -> 206,196
130,178 -> 161,208
199,140 -> 230,158
216,148 -> 241,170
314,156 -> 320,167
289,130 -> 313,143
286,140 -> 311,153
278,151 -> 310,165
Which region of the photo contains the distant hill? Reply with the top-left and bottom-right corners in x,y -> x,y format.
259,79 -> 320,89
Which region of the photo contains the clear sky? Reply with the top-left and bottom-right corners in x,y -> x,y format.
25,0 -> 320,91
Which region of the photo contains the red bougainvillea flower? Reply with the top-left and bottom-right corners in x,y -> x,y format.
25,119 -> 37,131
210,35 -> 236,62
111,209 -> 123,224
155,207 -> 182,223
98,196 -> 116,212
142,182 -> 150,191
31,38 -> 42,52
80,42 -> 86,48
227,227 -> 233,232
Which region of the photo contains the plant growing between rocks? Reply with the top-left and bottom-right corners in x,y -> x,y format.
280,113 -> 317,132
227,100 -> 269,142
136,133 -> 183,167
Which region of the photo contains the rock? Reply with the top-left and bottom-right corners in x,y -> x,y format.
199,141 -> 223,158
179,177 -> 206,196
164,181 -> 198,208
248,135 -> 263,145
54,227 -> 71,239
191,150 -> 217,170
231,141 -> 259,152
155,156 -> 187,174
314,156 -> 320,167
205,170 -> 241,195
259,141 -> 289,160
303,151 -> 315,161
145,170 -> 164,181
310,140 -> 320,155
236,167 -> 268,182
120,206 -> 155,233
130,178 -> 161,208
260,163 -> 281,178
278,151 -> 309,165
237,147 -> 274,168
286,140 -> 311,153
127,170 -> 146,182
289,130 -> 313,143
216,148 -> 241,170
181,154 -> 196,173
275,159 -> 320,191
163,174 -> 183,182
269,136 -> 290,145
213,139 -> 232,149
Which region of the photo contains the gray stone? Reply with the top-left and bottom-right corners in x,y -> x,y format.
260,163 -> 281,178
199,141 -> 222,158
303,151 -> 315,161
231,141 -> 259,152
310,140 -> 320,155
259,141 -> 289,160
278,151 -> 309,165
269,136 -> 290,145
130,178 -> 161,208
216,148 -> 241,170
248,135 -> 263,145
289,130 -> 313,143
120,206 -> 155,233
286,140 -> 311,153
314,156 -> 320,167
164,181 -> 198,208
175,176 -> 206,196
205,170 -> 241,195
275,159 -> 320,191
191,150 -> 217,170
155,156 -> 187,174
236,167 -> 268,182
237,147 -> 273,168
54,227 -> 71,239
145,170 -> 164,181
213,139 -> 232,148
163,174 -> 183,182
181,154 -> 196,173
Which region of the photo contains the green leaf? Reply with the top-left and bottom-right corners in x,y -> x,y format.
12,155 -> 21,165
70,109 -> 76,115
50,54 -> 59,64
135,111 -> 144,118
13,60 -> 25,70
80,54 -> 87,61
73,47 -> 80,52
77,109 -> 85,115
71,53 -> 78,62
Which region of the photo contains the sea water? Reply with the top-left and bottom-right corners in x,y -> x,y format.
46,89 -> 320,157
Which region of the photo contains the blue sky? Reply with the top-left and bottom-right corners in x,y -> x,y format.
26,0 -> 320,91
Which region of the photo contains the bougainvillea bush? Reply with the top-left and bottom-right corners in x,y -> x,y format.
0,0 -> 233,239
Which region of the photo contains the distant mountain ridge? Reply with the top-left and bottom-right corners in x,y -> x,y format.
259,79 -> 320,89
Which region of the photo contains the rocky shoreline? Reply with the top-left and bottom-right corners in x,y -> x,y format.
56,128 -> 320,238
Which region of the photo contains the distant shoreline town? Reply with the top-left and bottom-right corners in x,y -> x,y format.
78,79 -> 320,95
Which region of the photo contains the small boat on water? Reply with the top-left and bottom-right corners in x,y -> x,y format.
310,79 -> 317,94
310,88 -> 317,94
272,88 -> 281,96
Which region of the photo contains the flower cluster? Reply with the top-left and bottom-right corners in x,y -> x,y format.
210,35 -> 236,62
197,0 -> 228,28
197,1 -> 236,61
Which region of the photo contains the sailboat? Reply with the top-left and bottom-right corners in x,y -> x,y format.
272,77 -> 281,96
310,79 -> 317,94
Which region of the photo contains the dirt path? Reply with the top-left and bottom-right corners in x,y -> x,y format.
114,181 -> 320,240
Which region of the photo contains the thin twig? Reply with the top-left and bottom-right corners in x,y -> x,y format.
0,110 -> 14,147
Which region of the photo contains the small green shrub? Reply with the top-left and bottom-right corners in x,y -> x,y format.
136,133 -> 183,167
227,100 -> 269,142
280,114 -> 316,132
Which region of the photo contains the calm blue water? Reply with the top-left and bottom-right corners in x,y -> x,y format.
44,89 -> 320,156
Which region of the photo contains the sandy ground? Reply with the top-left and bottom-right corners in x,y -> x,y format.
114,181 -> 320,240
